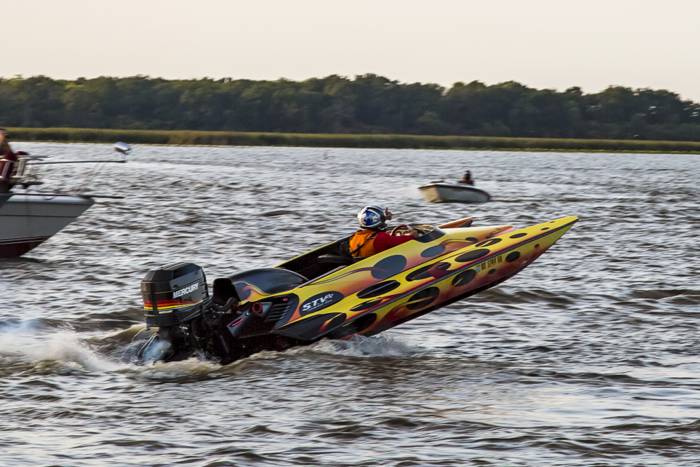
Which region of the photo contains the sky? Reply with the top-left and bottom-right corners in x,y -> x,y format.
4,0 -> 700,100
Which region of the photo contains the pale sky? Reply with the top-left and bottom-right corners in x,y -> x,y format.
4,0 -> 700,100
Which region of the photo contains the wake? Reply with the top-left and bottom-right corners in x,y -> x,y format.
0,321 -> 123,372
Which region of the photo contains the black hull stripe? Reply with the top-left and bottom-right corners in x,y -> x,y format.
0,214 -> 88,219
0,236 -> 50,245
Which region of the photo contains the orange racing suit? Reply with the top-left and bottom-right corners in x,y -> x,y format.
348,228 -> 413,259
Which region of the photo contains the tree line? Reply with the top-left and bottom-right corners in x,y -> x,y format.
1,74 -> 699,140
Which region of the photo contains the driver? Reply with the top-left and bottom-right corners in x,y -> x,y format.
459,170 -> 474,185
348,206 -> 418,259
0,128 -> 18,193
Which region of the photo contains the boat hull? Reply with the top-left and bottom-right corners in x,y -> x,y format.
271,216 -> 577,341
419,183 -> 491,203
0,194 -> 95,257
354,216 -> 577,337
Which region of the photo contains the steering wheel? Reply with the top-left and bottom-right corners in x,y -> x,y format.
413,224 -> 435,234
389,224 -> 414,236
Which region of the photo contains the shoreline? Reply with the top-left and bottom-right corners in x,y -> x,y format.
9,127 -> 700,154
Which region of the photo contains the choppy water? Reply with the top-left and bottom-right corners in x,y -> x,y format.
1,143 -> 699,466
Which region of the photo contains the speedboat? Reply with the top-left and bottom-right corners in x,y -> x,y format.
419,181 -> 491,203
136,215 -> 578,363
0,142 -> 130,258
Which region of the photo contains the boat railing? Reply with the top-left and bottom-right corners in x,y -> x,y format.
11,156 -> 43,187
8,141 -> 130,190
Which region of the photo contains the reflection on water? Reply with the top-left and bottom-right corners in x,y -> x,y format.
1,143 -> 699,465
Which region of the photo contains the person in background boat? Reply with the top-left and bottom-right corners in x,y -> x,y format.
0,128 -> 18,193
348,206 -> 417,259
459,170 -> 474,186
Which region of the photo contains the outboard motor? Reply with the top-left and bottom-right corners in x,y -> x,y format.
141,262 -> 210,328
138,262 -> 211,362
136,262 -> 302,364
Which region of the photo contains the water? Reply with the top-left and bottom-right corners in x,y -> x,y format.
1,143 -> 698,466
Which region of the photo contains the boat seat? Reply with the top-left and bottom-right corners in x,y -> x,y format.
213,277 -> 239,303
212,278 -> 241,311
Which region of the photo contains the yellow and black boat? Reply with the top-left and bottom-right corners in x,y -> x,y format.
137,215 -> 577,363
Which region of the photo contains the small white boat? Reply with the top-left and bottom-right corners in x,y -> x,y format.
418,181 -> 491,204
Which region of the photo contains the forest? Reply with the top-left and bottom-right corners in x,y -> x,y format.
1,74 -> 699,141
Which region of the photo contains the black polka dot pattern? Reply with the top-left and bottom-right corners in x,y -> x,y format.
357,280 -> 401,299
331,313 -> 377,338
351,299 -> 383,311
421,245 -> 445,258
326,314 -> 347,331
406,265 -> 433,281
452,269 -> 476,287
506,251 -> 521,262
455,249 -> 489,262
510,232 -> 527,238
371,255 -> 407,279
406,287 -> 440,310
352,313 -> 378,333
475,238 -> 502,247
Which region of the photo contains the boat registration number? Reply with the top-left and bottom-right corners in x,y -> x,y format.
480,255 -> 504,271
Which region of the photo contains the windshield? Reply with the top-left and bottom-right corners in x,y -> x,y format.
228,268 -> 307,296
413,225 -> 444,243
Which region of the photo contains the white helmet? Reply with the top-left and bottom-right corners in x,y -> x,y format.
357,206 -> 388,229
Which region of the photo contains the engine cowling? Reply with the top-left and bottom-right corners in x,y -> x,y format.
141,262 -> 209,328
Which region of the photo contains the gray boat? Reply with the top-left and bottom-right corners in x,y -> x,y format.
418,181 -> 491,204
0,143 -> 129,258
0,193 -> 95,257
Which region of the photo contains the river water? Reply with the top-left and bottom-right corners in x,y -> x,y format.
1,143 -> 698,466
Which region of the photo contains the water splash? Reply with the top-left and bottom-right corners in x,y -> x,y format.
309,334 -> 421,358
0,321 -> 123,372
0,322 -> 222,379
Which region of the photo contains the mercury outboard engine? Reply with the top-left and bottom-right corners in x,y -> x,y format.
138,262 -> 255,363
141,262 -> 210,328
136,262 -> 303,364
138,262 -> 216,362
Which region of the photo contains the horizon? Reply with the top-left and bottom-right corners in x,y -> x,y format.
5,0 -> 700,101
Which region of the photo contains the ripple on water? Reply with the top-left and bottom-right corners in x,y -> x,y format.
1,145 -> 699,465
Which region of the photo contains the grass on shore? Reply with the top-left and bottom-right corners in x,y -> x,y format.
9,127 -> 700,154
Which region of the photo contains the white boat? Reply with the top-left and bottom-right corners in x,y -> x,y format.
0,142 -> 129,258
418,182 -> 492,204
0,193 -> 95,257
419,182 -> 492,203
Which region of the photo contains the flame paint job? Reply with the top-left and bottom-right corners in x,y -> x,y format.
233,216 -> 577,342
